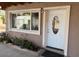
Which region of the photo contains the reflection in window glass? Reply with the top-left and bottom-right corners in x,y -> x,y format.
21,13 -> 31,30
11,14 -> 16,28
11,13 -> 31,30
10,11 -> 40,32
31,13 -> 39,30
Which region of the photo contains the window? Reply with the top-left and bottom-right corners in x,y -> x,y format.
31,12 -> 39,30
11,13 -> 31,30
8,9 -> 40,35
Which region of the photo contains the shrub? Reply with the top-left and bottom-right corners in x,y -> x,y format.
11,37 -> 40,51
0,32 -> 12,43
22,40 -> 33,50
0,33 -> 40,51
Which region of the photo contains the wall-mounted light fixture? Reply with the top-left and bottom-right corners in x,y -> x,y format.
0,6 -> 2,9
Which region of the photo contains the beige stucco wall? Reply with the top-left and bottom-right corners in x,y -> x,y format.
6,2 -> 79,57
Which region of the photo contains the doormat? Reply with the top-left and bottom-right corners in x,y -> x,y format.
41,50 -> 64,57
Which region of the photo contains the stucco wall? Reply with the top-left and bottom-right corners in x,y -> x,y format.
6,2 -> 79,57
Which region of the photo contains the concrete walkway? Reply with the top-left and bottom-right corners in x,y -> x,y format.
0,43 -> 39,57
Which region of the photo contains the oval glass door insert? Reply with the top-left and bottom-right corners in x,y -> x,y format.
52,16 -> 59,34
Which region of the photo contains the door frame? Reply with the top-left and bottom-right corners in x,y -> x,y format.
42,5 -> 71,56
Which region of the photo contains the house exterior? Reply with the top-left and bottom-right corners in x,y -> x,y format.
5,2 -> 79,57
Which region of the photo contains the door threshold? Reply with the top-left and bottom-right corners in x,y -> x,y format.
46,46 -> 64,51
45,46 -> 64,55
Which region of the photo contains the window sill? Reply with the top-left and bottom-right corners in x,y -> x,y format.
8,28 -> 40,35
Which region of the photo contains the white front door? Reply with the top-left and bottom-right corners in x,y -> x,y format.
47,8 -> 69,50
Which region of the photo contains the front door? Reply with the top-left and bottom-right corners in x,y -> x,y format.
47,8 -> 69,50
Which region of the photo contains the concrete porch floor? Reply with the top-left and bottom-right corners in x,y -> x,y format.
0,43 -> 39,57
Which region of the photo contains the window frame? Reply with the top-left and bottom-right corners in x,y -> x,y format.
8,8 -> 41,35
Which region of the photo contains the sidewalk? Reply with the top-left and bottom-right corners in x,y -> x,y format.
0,44 -> 38,57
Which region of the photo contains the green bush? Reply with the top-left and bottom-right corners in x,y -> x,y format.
0,33 -> 40,51
0,32 -> 6,42
11,37 -> 40,51
22,40 -> 33,50
0,32 -> 12,43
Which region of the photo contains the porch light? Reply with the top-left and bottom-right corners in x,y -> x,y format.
0,6 -> 2,9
